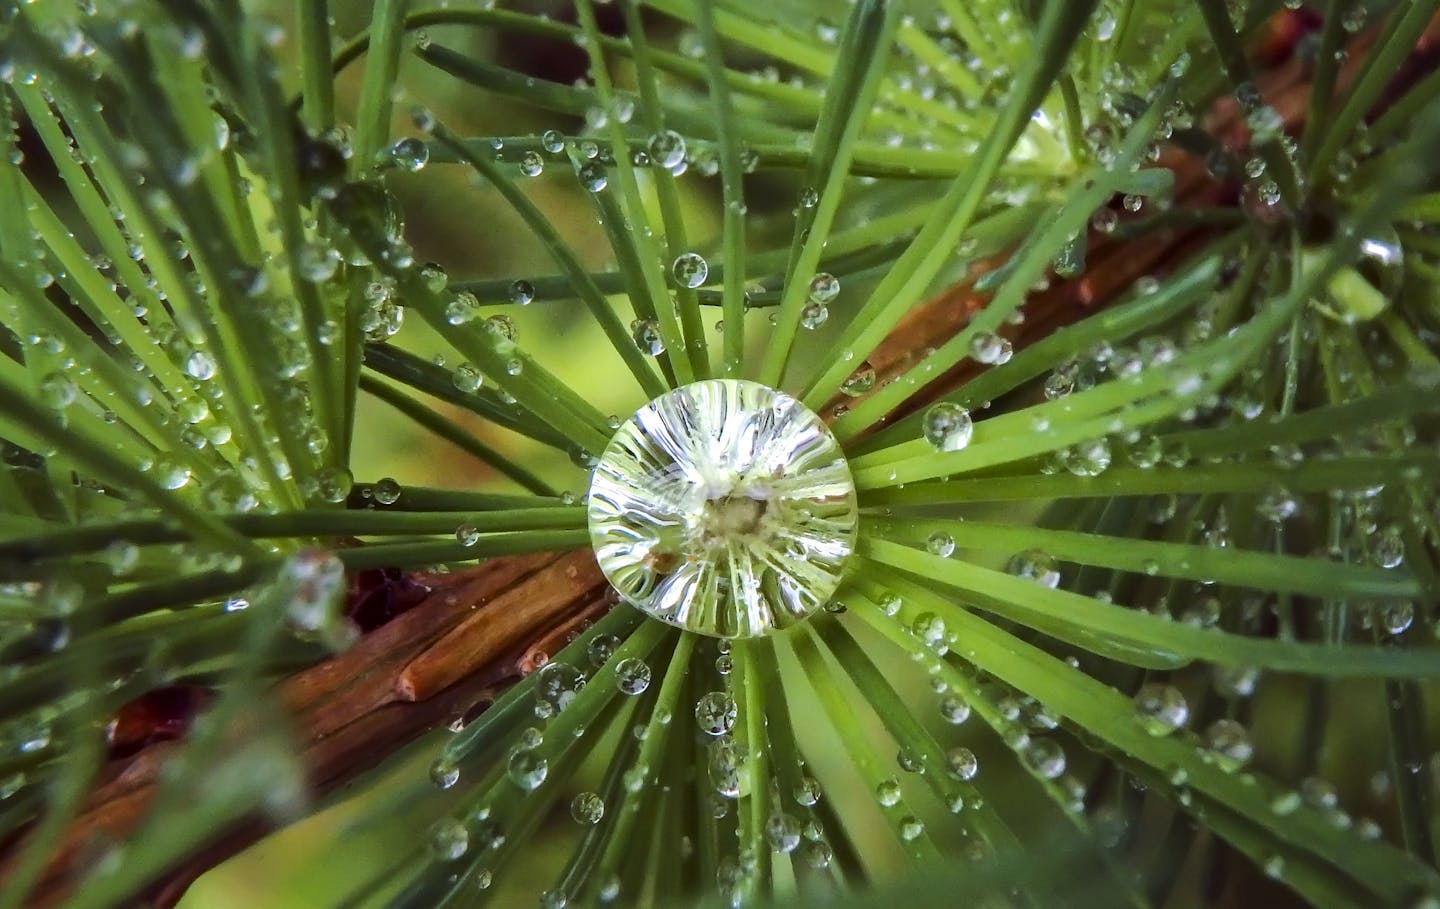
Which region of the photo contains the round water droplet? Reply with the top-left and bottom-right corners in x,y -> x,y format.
429,819 -> 468,860
630,319 -> 665,356
519,150 -> 544,177
507,749 -> 548,790
588,380 -> 858,638
571,791 -> 605,825
840,361 -> 876,396
1204,718 -> 1253,772
945,746 -> 978,780
373,477 -> 402,505
1135,683 -> 1189,736
1022,739 -> 1066,779
765,812 -> 801,853
922,403 -> 973,452
875,778 -> 902,807
578,161 -> 608,192
695,691 -> 737,736
969,331 -> 1012,365
184,350 -> 217,380
926,532 -> 955,557
799,302 -> 829,329
387,137 -> 429,172
615,657 -> 651,695
430,758 -> 460,790
807,273 -> 840,304
647,129 -> 686,169
1007,549 -> 1060,588
542,130 -> 566,154
672,252 -> 708,288
508,279 -> 535,305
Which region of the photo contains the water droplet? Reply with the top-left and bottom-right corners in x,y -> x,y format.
922,402 -> 973,452
840,361 -> 875,396
509,279 -> 535,305
875,778 -> 902,807
373,477 -> 402,505
184,350 -> 217,380
765,812 -> 801,853
808,273 -> 840,303
647,129 -> 686,169
926,532 -> 955,557
799,302 -> 829,329
519,150 -> 544,177
429,819 -> 469,860
507,749 -> 548,791
387,137 -> 429,172
630,319 -> 666,356
1006,549 -> 1060,588
615,657 -> 651,695
695,691 -> 737,736
946,746 -> 978,780
1204,719 -> 1253,772
588,380 -> 857,638
969,331 -> 1012,365
430,758 -> 460,790
1134,683 -> 1189,736
672,252 -> 708,288
578,161 -> 608,192
571,791 -> 605,824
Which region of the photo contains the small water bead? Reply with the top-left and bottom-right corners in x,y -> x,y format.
505,359 -> 524,376
807,272 -> 840,303
695,691 -> 737,736
541,890 -> 568,909
430,758 -> 460,790
519,150 -> 544,177
507,749 -> 548,791
765,812 -> 802,853
452,364 -> 483,394
631,319 -> 665,356
647,129 -> 686,169
587,634 -> 620,668
793,776 -> 821,806
571,791 -> 605,825
911,612 -> 948,650
542,130 -> 566,154
578,161 -> 608,192
875,778 -> 902,807
1007,549 -> 1060,588
1022,739 -> 1067,779
798,186 -> 819,208
455,523 -> 481,547
535,662 -> 586,717
1369,525 -> 1406,568
898,816 -> 926,841
969,331 -> 1012,365
1135,683 -> 1189,736
878,593 -> 902,617
672,252 -> 708,288
508,279 -> 535,305
945,746 -> 978,781
839,361 -> 876,396
373,477 -> 402,505
184,350 -> 217,381
1204,719 -> 1253,772
315,466 -> 354,504
588,380 -> 857,638
922,402 -> 973,452
38,373 -> 77,410
799,302 -> 829,329
1064,438 -> 1112,477
614,657 -> 651,695
1379,600 -> 1414,636
387,137 -> 429,172
939,694 -> 971,724
485,314 -> 517,341
445,292 -> 480,325
429,819 -> 469,860
926,532 -> 956,557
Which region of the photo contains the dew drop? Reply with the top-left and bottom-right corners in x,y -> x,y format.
921,402 -> 973,452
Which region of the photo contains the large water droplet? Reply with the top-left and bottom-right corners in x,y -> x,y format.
922,402 -> 973,452
588,380 -> 858,638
